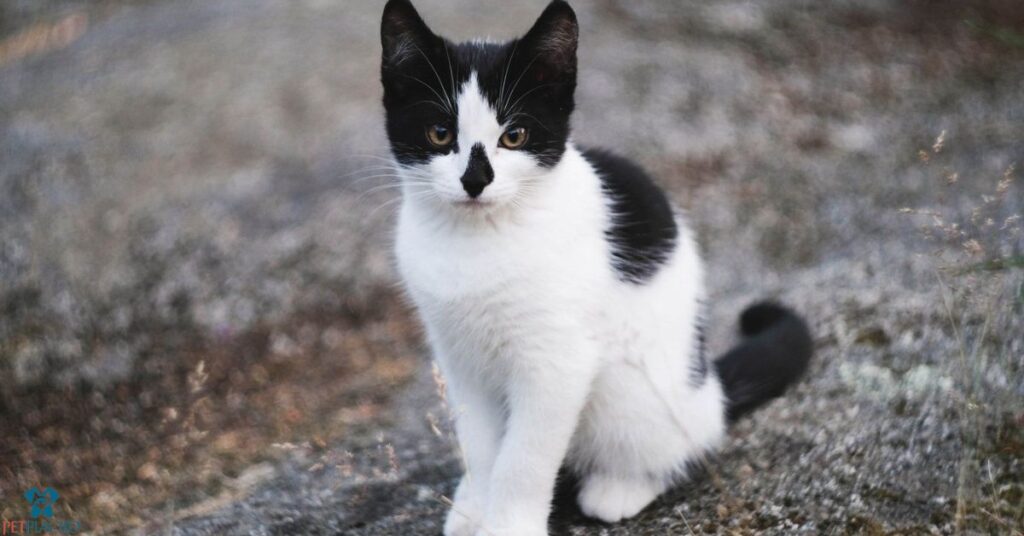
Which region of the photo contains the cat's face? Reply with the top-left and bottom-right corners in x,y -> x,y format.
380,0 -> 578,210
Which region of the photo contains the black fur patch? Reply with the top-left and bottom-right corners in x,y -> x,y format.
381,0 -> 577,168
689,321 -> 708,388
581,148 -> 678,284
688,300 -> 710,388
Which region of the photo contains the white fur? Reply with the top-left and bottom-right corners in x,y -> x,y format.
420,74 -> 539,208
394,74 -> 726,536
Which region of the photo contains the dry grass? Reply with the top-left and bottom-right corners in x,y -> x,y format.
0,292 -> 422,533
902,132 -> 1022,535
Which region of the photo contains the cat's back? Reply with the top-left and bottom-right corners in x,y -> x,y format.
579,147 -> 680,286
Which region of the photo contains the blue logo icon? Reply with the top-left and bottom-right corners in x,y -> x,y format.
24,486 -> 60,518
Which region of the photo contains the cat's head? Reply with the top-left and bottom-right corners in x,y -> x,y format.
380,0 -> 578,210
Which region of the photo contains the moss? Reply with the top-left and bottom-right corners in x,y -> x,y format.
861,484 -> 903,503
845,514 -> 886,535
854,326 -> 892,347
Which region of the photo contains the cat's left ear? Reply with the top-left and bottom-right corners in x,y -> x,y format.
521,0 -> 578,82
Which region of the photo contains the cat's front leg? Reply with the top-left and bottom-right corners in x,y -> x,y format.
440,361 -> 504,536
476,339 -> 597,536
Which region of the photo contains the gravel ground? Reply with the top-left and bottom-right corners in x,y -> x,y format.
1,0 -> 1022,534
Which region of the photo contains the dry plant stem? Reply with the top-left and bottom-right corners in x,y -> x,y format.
433,494 -> 496,536
936,271 -> 972,532
431,362 -> 468,478
979,507 -> 1024,536
936,267 -> 1014,533
954,255 -> 1024,275
675,507 -> 697,535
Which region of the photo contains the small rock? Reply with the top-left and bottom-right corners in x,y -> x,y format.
137,462 -> 159,482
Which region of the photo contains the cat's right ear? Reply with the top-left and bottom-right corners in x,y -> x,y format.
381,0 -> 436,69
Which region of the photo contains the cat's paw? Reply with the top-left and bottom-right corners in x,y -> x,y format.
444,507 -> 481,536
444,515 -> 475,536
577,474 -> 664,523
473,526 -> 547,536
445,475 -> 490,536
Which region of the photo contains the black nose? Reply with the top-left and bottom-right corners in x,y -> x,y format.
460,143 -> 494,198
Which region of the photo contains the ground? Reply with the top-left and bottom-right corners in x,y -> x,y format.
0,0 -> 1022,534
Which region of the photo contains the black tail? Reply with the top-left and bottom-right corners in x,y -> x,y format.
714,302 -> 813,423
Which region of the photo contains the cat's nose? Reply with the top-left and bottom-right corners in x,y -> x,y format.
460,143 -> 494,199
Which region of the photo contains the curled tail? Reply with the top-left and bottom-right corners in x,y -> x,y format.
714,302 -> 813,423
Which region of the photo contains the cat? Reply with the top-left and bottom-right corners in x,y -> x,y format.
379,1 -> 813,535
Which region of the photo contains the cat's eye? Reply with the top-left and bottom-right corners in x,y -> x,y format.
499,127 -> 529,150
426,124 -> 454,148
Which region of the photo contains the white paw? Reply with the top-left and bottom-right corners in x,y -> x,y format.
445,475 -> 489,536
444,503 -> 482,536
577,474 -> 664,523
473,525 -> 547,536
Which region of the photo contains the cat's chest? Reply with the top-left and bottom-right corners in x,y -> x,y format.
398,221 -> 551,301
395,208 -> 603,307
396,212 -> 607,371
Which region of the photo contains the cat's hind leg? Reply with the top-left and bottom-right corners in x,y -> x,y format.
570,361 -> 726,523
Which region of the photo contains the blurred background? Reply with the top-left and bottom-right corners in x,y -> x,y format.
1,0 -> 1021,534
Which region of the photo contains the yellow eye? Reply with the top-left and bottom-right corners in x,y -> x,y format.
426,124 -> 454,148
499,127 -> 528,150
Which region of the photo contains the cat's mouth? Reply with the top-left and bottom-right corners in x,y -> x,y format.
452,197 -> 494,208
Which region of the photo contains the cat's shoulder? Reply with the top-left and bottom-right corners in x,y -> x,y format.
579,148 -> 666,199
578,146 -> 679,284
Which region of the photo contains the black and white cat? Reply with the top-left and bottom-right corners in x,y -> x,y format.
379,2 -> 813,535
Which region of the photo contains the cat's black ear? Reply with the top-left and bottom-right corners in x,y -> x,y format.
381,0 -> 437,69
521,0 -> 578,80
